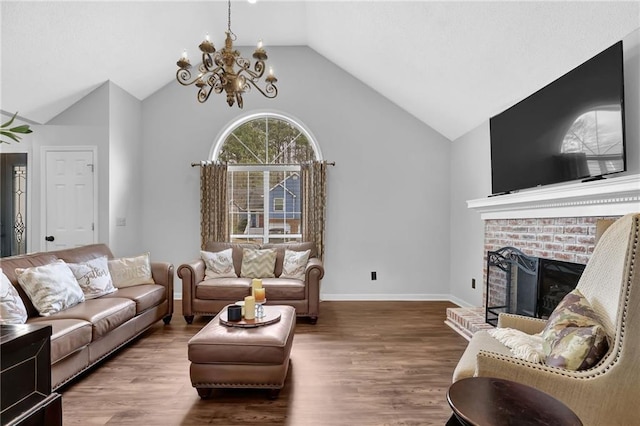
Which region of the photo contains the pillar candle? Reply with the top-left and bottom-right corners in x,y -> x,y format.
251,278 -> 263,297
254,287 -> 266,303
244,295 -> 255,320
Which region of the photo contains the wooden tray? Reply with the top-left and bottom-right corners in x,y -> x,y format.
219,305 -> 281,328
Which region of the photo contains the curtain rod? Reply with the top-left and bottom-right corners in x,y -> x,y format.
191,161 -> 336,167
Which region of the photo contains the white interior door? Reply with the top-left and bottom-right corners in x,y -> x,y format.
44,149 -> 96,250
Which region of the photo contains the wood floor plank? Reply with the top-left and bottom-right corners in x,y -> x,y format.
60,301 -> 468,425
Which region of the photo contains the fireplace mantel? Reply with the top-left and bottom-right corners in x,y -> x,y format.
468,174 -> 640,220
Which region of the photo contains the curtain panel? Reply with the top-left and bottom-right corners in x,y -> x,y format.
200,162 -> 228,248
301,161 -> 328,261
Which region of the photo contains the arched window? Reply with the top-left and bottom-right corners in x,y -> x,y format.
212,112 -> 321,243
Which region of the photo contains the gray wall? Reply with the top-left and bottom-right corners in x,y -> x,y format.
22,81 -> 145,256
448,28 -> 640,307
142,46 -> 453,300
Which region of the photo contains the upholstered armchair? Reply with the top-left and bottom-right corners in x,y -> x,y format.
452,213 -> 640,426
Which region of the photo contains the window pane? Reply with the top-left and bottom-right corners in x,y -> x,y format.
268,171 -> 301,236
228,171 -> 264,237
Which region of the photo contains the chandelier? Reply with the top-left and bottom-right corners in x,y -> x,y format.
175,0 -> 278,108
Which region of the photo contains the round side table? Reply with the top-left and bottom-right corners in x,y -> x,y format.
447,377 -> 582,426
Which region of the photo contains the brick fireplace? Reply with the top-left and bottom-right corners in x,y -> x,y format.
445,173 -> 640,339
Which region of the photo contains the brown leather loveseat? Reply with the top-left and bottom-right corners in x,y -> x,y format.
178,241 -> 323,324
0,244 -> 173,390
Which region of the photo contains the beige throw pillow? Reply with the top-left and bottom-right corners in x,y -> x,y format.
16,260 -> 85,316
240,248 -> 276,278
67,256 -> 117,299
108,253 -> 155,288
280,249 -> 311,280
1,269 -> 28,324
201,249 -> 237,279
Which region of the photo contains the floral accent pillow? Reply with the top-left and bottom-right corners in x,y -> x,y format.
280,249 -> 311,280
16,260 -> 85,316
201,249 -> 237,279
67,256 -> 117,299
541,288 -> 609,370
1,269 -> 28,324
240,248 -> 276,278
108,253 -> 155,288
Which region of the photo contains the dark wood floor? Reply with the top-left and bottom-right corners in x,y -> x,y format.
59,301 -> 468,425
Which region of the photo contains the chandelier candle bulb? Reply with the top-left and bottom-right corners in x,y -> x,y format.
244,296 -> 255,320
257,39 -> 263,49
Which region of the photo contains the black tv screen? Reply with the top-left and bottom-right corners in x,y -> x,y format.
490,41 -> 626,195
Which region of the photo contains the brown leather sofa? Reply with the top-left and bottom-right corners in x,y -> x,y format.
178,241 -> 323,324
0,244 -> 173,390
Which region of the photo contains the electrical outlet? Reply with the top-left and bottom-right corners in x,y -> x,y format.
472,278 -> 476,289
371,271 -> 377,281
116,217 -> 126,226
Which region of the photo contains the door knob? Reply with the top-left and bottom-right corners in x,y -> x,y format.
45,236 -> 55,242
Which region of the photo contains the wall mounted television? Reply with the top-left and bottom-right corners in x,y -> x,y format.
490,41 -> 626,195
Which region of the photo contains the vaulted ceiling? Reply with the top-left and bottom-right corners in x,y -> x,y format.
2,1 -> 639,141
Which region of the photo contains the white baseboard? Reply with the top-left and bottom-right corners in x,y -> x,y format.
321,293 -> 454,301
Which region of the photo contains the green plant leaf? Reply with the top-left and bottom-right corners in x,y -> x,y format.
9,125 -> 33,134
0,130 -> 22,143
1,112 -> 18,129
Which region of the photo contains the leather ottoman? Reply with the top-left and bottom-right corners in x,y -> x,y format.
187,305 -> 296,399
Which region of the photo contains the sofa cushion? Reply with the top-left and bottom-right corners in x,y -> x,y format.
1,270 -> 28,324
44,297 -> 136,340
261,278 -> 306,300
108,253 -> 155,288
280,249 -> 310,280
67,256 -> 117,299
196,278 -> 251,301
201,249 -> 237,279
29,318 -> 92,364
240,248 -> 277,278
16,260 -> 86,316
101,284 -> 166,314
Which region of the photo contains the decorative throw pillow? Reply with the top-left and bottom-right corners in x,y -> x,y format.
108,253 -> 155,288
487,327 -> 546,364
201,249 -> 237,279
541,288 -> 609,370
67,256 -> 117,299
16,260 -> 85,316
240,248 -> 277,278
1,269 -> 28,324
280,249 -> 311,280
545,324 -> 609,370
